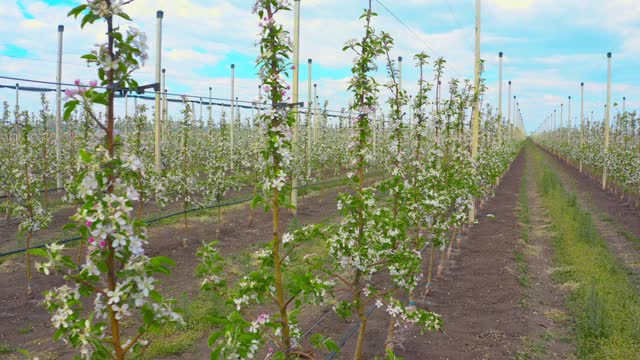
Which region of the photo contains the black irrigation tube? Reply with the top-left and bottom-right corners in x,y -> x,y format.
325,305 -> 377,360
0,175 -> 356,258
0,187 -> 65,200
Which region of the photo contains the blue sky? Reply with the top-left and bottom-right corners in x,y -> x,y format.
0,0 -> 638,133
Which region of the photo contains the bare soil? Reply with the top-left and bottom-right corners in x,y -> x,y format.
0,183 -> 346,359
3,146 -> 614,360
284,149 -> 535,360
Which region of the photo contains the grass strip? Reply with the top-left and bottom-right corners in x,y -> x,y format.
531,143 -> 640,359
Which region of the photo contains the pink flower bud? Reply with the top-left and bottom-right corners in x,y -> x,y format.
74,79 -> 81,86
86,221 -> 92,227
99,241 -> 106,248
291,65 -> 296,70
89,80 -> 98,87
64,89 -> 75,98
88,237 -> 95,244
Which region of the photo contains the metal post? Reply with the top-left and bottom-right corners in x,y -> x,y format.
258,85 -> 262,119
568,96 -> 571,140
154,10 -> 164,173
470,0 -> 481,224
161,68 -> 166,122
291,0 -> 301,215
306,59 -> 312,179
313,84 -> 318,145
15,83 -> 19,139
513,95 -> 517,136
580,82 -> 584,172
56,25 -> 64,189
507,80 -> 511,138
124,92 -> 128,136
230,64 -> 235,161
235,96 -> 239,127
602,52 -> 612,190
208,87 -> 213,128
498,51 -> 503,145
398,56 -> 403,123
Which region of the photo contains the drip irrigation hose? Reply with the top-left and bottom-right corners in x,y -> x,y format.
325,305 -> 377,360
0,174 -> 364,258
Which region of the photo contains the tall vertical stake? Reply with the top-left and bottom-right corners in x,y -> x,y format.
602,52 -> 612,190
306,59 -> 312,179
507,80 -> 511,137
209,87 -> 213,128
470,0 -> 481,224
124,92 -> 128,136
154,10 -> 164,173
258,85 -> 262,120
568,96 -> 571,141
291,0 -> 301,216
398,56 -> 403,123
55,25 -> 64,189
15,83 -> 19,140
161,68 -> 166,123
580,82 -> 584,173
230,64 -> 235,164
313,83 -> 318,146
498,52 -> 503,145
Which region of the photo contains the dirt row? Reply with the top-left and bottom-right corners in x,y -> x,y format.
6,144 -> 638,359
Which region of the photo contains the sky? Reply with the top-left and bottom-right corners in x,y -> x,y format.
0,0 -> 639,134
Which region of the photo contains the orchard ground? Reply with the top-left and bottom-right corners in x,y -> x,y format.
1,142 -> 639,359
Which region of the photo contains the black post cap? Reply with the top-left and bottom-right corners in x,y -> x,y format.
607,52 -> 612,58
162,68 -> 166,73
581,82 -> 584,86
508,80 -> 511,85
157,10 -> 164,18
58,25 -> 64,32
499,51 -> 503,57
308,58 -> 312,63
231,64 -> 235,69
398,56 -> 403,62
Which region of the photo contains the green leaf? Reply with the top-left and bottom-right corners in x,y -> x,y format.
28,248 -> 48,257
63,100 -> 80,121
62,223 -> 77,231
118,12 -> 132,21
81,54 -> 98,61
325,339 -> 339,352
79,149 -> 92,163
210,346 -> 222,360
149,256 -> 176,267
91,91 -> 109,106
67,4 -> 87,18
207,331 -> 222,347
149,290 -> 163,303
